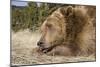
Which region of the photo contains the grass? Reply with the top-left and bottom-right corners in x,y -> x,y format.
11,29 -> 95,65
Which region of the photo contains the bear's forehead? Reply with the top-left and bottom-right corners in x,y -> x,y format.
45,10 -> 65,24
51,9 -> 64,18
46,17 -> 59,22
44,18 -> 60,27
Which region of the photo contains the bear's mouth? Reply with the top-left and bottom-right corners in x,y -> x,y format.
39,46 -> 53,53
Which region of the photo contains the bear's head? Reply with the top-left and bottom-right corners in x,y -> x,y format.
37,6 -> 88,54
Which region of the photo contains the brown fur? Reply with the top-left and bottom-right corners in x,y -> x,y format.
37,6 -> 96,56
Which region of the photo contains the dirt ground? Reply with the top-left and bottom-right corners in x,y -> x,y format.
11,29 -> 95,66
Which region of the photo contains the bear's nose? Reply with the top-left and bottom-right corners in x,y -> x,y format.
37,41 -> 44,47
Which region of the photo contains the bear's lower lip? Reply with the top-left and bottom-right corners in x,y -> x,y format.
39,47 -> 52,53
42,48 -> 49,53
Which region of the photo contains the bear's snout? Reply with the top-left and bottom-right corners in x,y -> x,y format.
37,41 -> 53,53
37,41 -> 44,47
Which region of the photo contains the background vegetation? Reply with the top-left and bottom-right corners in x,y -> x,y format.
11,2 -> 71,32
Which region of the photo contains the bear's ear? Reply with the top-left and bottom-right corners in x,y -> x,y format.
60,6 -> 73,17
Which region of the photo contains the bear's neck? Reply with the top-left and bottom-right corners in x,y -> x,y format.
64,14 -> 88,55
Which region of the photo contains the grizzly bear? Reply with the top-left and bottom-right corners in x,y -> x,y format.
37,6 -> 96,56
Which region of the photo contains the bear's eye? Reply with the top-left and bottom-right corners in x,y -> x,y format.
46,23 -> 52,28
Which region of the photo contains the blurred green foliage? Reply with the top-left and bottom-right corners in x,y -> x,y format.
11,2 -> 70,32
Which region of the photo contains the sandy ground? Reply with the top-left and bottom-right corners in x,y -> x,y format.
11,29 -> 95,66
